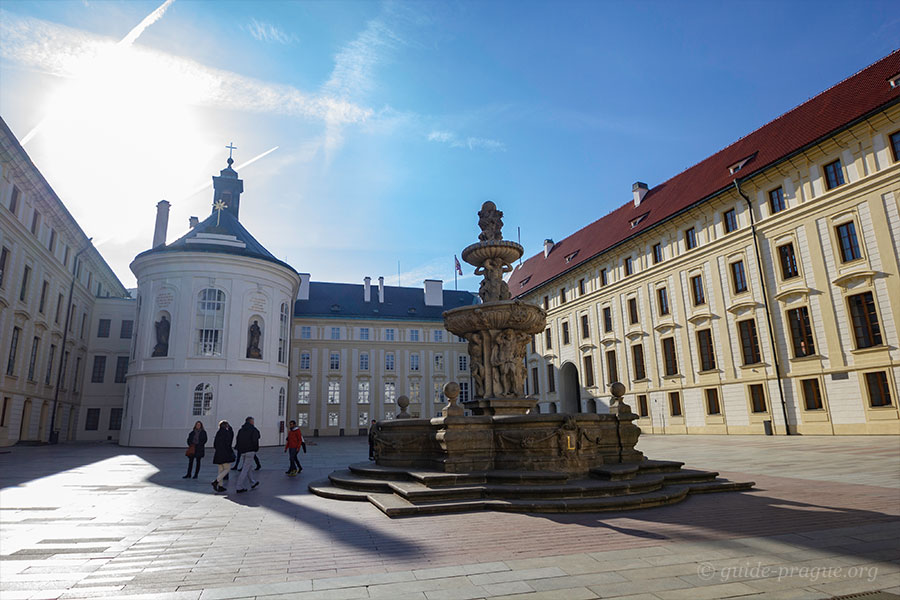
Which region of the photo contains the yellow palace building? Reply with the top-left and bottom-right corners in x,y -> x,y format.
508,50 -> 900,435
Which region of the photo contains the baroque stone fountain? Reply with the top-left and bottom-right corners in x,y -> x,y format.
309,202 -> 753,516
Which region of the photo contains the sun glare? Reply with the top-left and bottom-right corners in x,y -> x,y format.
35,42 -> 217,244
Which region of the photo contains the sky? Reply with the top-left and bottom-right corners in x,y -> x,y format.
1,1 -> 897,290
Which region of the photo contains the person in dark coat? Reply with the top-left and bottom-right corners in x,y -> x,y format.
184,421 -> 208,479
211,420 -> 235,493
235,416 -> 261,493
368,419 -> 377,460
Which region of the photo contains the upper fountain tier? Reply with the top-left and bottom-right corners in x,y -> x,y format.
460,201 -> 523,304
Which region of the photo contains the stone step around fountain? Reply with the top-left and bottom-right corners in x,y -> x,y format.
309,460 -> 754,517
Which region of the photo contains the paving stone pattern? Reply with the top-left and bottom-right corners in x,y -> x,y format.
1,434 -> 898,599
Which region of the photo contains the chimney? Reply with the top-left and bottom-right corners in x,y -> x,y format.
363,276 -> 372,302
189,216 -> 199,229
424,279 -> 443,307
543,239 -> 554,258
297,273 -> 310,301
378,276 -> 385,303
152,200 -> 170,248
632,181 -> 648,207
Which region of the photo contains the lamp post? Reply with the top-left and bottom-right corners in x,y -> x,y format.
48,239 -> 92,444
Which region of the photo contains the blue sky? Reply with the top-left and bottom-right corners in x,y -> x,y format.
1,0 -> 897,289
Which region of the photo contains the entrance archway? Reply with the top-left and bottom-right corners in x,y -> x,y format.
559,362 -> 581,414
19,399 -> 32,441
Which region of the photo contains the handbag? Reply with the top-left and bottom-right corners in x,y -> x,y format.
301,441 -> 307,454
185,444 -> 196,457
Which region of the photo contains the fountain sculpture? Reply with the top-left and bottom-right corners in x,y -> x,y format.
309,202 -> 753,516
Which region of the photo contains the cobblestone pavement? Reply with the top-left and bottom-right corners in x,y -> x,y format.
1,434 -> 898,599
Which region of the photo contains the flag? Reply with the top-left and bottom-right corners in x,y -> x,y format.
454,255 -> 463,276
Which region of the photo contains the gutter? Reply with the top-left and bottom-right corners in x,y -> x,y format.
733,179 -> 791,435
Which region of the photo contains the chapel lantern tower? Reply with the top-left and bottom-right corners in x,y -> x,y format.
212,144 -> 243,219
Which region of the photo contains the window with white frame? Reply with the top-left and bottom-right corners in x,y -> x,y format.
358,411 -> 369,426
327,380 -> 340,404
359,327 -> 369,340
330,351 -> 340,370
385,352 -> 395,371
300,326 -> 312,339
358,380 -> 370,403
385,410 -> 395,420
434,382 -> 445,403
196,289 -> 225,356
298,413 -> 309,426
434,353 -> 444,371
278,387 -> 285,416
297,380 -> 310,404
409,329 -> 419,342
278,303 -> 289,363
331,327 -> 340,340
300,352 -> 311,369
410,354 -> 420,371
384,381 -> 396,403
359,352 -> 369,370
328,412 -> 339,427
434,330 -> 443,342
385,328 -> 395,341
409,381 -> 420,402
192,383 -> 213,416
459,381 -> 470,402
458,355 -> 468,371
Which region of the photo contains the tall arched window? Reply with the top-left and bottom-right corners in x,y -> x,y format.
196,289 -> 225,356
278,302 -> 289,364
193,383 -> 213,416
278,387 -> 286,417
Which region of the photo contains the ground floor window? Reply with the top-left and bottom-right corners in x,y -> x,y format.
801,379 -> 823,410
193,383 -> 213,416
358,411 -> 369,426
749,384 -> 767,413
108,407 -> 123,431
298,413 -> 309,427
297,381 -> 310,404
85,408 -> 100,431
637,394 -> 648,417
328,412 -> 338,427
865,371 -> 892,407
705,388 -> 721,415
668,392 -> 682,417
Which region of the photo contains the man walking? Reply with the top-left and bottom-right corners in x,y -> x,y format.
284,420 -> 304,476
235,416 -> 261,493
368,419 -> 377,461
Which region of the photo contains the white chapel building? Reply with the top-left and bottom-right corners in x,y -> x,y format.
122,157 -> 300,447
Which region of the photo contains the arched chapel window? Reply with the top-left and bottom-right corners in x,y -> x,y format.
196,289 -> 225,356
193,383 -> 213,416
278,302 -> 289,364
278,387 -> 286,417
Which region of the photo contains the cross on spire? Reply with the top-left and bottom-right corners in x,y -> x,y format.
225,142 -> 237,160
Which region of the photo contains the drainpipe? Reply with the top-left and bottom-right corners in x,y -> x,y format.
48,239 -> 92,444
733,180 -> 791,435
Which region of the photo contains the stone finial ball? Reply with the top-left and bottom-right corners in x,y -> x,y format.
609,381 -> 626,398
397,395 -> 410,409
443,381 -> 460,400
481,200 -> 496,211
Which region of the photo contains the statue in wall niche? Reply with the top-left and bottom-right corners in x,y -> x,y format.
467,332 -> 485,398
477,201 -> 504,242
475,257 -> 512,303
247,320 -> 262,359
152,315 -> 170,357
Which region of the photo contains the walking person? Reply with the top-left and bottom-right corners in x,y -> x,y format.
231,444 -> 261,471
284,420 -> 305,476
368,419 -> 377,461
235,416 -> 261,493
184,421 -> 208,479
211,420 -> 235,493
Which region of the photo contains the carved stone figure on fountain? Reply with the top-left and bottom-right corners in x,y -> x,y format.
467,332 -> 486,398
492,329 -> 522,397
477,201 -> 504,242
152,315 -> 170,357
475,257 -> 512,303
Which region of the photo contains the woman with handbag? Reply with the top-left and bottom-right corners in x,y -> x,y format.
184,421 -> 208,479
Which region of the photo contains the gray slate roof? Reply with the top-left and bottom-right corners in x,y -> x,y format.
134,209 -> 296,272
294,282 -> 478,321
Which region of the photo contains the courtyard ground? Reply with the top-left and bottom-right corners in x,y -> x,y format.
1,433 -> 898,600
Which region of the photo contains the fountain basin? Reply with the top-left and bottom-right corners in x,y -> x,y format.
461,240 -> 523,266
443,301 -> 546,337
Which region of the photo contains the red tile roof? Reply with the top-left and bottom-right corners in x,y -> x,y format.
509,50 -> 900,297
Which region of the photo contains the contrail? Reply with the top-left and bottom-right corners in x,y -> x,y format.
180,146 -> 280,200
21,0 -> 177,146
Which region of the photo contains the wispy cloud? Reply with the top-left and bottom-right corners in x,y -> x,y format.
427,130 -> 506,152
0,10 -> 371,126
246,18 -> 297,45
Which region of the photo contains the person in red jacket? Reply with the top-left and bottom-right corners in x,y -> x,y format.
284,420 -> 305,476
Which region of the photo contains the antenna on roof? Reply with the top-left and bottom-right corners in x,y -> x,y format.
398,260 -> 401,286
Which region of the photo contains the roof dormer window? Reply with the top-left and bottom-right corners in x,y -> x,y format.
630,213 -> 649,228
728,154 -> 755,175
564,250 -> 579,263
